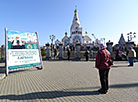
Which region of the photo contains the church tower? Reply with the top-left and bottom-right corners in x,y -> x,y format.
70,9 -> 84,44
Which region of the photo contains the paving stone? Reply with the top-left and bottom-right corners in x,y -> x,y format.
0,61 -> 137,102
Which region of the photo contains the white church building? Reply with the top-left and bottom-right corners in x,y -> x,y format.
62,9 -> 91,46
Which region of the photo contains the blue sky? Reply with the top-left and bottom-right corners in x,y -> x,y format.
0,0 -> 138,46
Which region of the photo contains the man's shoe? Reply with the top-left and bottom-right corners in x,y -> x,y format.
98,89 -> 107,94
98,88 -> 103,92
128,65 -> 133,67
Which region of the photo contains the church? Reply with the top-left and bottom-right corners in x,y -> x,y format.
61,9 -> 92,47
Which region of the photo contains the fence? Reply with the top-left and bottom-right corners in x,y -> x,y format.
41,49 -> 97,60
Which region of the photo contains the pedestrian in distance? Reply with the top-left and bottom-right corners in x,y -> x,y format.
115,48 -> 121,61
95,43 -> 111,94
84,49 -> 89,61
128,47 -> 136,66
67,48 -> 71,60
54,48 -> 57,59
90,50 -> 94,60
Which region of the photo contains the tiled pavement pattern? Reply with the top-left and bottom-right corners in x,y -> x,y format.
0,61 -> 138,102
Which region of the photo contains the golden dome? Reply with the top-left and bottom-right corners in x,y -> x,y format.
85,32 -> 88,35
74,9 -> 78,13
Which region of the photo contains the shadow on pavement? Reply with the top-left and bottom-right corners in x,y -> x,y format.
0,83 -> 138,100
64,83 -> 138,91
110,83 -> 138,88
9,68 -> 39,74
111,65 -> 130,68
0,90 -> 100,100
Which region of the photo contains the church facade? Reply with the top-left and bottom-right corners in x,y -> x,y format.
62,9 -> 91,47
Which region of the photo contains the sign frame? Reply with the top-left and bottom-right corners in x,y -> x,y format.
5,28 -> 43,75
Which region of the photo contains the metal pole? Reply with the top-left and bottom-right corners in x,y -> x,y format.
35,32 -> 43,69
5,27 -> 9,75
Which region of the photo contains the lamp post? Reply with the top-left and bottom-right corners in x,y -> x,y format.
100,38 -> 105,45
91,33 -> 97,40
127,32 -> 136,42
49,35 -> 55,57
49,35 -> 55,45
91,33 -> 100,49
92,33 -> 105,44
92,33 -> 98,46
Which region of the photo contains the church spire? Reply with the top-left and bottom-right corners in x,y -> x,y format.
70,9 -> 82,33
72,9 -> 81,25
70,9 -> 83,44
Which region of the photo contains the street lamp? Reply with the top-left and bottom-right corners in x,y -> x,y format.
49,35 -> 55,45
127,32 -> 136,42
49,35 -> 56,57
100,38 -> 105,45
92,33 -> 105,44
91,33 -> 97,40
91,33 -> 100,47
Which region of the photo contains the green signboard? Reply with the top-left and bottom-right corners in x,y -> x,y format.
5,29 -> 43,75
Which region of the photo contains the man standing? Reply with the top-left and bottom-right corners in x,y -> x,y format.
95,43 -> 111,94
128,47 -> 136,66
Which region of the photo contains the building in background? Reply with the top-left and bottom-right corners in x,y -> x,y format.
62,9 -> 91,47
83,31 -> 91,44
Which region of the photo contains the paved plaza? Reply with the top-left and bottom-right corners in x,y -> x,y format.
0,61 -> 138,102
